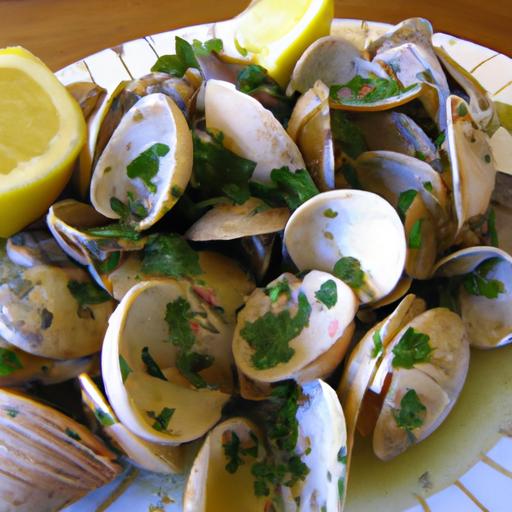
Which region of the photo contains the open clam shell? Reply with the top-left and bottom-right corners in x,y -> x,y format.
185,197 -> 290,241
233,271 -> 357,383
284,190 -> 407,303
101,279 -> 232,444
205,79 -> 305,184
0,388 -> 121,512
434,246 -> 512,348
79,374 -> 184,474
90,92 -> 193,231
0,263 -> 114,360
446,96 -> 497,234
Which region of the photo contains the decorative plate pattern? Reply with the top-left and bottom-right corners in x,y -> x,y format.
59,19 -> 512,512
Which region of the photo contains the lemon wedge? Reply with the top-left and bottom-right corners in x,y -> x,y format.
0,47 -> 86,237
214,0 -> 334,86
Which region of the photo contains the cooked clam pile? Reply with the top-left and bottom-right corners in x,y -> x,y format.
0,16 -> 510,512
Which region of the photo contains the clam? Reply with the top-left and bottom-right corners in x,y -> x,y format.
0,388 -> 121,512
66,81 -> 106,120
90,92 -> 193,231
0,261 -> 114,360
284,190 -> 407,303
79,374 -> 184,474
205,79 -> 305,184
434,246 -> 512,348
446,96 -> 497,234
287,35 -> 388,96
184,380 -> 347,512
101,279 -> 233,444
233,271 -> 357,383
185,197 -> 290,241
0,336 -> 97,387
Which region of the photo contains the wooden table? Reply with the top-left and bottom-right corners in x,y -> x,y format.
0,0 -> 510,71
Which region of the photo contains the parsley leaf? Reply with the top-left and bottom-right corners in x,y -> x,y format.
223,431 -> 243,474
175,351 -> 214,389
0,348 -> 23,376
67,281 -> 111,307
151,36 -> 200,77
192,38 -> 223,56
323,208 -> 338,218
393,389 -> 426,431
408,219 -> 423,249
240,293 -> 312,370
141,347 -> 167,381
119,355 -> 132,383
265,279 -> 291,303
333,256 -> 365,289
85,222 -> 141,241
193,130 -> 255,204
97,252 -> 121,274
463,258 -> 505,299
147,407 -> 175,432
237,65 -> 273,94
65,428 -> 81,441
315,280 -> 338,309
397,189 -> 418,221
142,234 -> 202,278
330,110 -> 367,159
371,330 -> 383,358
392,327 -> 432,369
126,143 -> 170,193
330,75 -> 417,106
340,162 -> 361,189
165,297 -> 196,352
434,131 -> 446,148
94,409 -> 115,427
487,208 -> 499,247
251,167 -> 319,211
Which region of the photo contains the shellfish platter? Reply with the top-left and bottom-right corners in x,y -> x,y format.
0,1 -> 511,511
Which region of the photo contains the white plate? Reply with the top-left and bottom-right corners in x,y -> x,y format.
59,18 -> 512,512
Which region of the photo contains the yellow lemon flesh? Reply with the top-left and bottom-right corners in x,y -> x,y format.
0,47 -> 86,237
228,0 -> 334,86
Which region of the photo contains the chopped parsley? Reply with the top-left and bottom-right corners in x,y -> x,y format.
3,407 -> 18,418
240,293 -> 312,370
423,181 -> 433,193
330,75 -> 417,106
151,36 -> 200,77
397,189 -> 418,221
434,131 -> 446,148
237,65 -> 273,94
97,252 -> 121,274
85,222 -> 141,241
119,355 -> 132,383
141,233 -> 202,278
223,431 -> 243,474
265,279 -> 291,303
371,330 -> 383,358
65,428 -> 81,441
323,208 -> 338,218
176,351 -> 214,389
0,348 -> 22,376
192,38 -> 223,56
171,185 -> 182,199
141,347 -> 167,381
408,219 -> 423,249
126,143 -> 170,193
250,167 -> 319,211
415,151 -> 426,161
193,130 -> 255,204
67,280 -> 111,307
330,110 -> 367,159
147,407 -> 175,432
393,389 -> 426,431
487,208 -> 499,247
333,256 -> 365,289
94,408 -> 115,427
337,446 -> 347,464
484,154 -> 492,164
456,102 -> 468,117
392,327 -> 432,369
315,280 -> 338,309
340,162 -> 361,189
463,258 -> 505,299
165,297 -> 196,352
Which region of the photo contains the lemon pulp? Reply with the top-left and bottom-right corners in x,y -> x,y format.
0,67 -> 59,175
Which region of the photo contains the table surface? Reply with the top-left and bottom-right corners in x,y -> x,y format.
1,0 -> 510,71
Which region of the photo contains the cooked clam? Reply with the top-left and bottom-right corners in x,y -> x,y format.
102,279 -> 232,444
79,373 -> 184,474
205,79 -> 305,184
434,246 -> 512,348
0,388 -> 121,512
90,93 -> 193,231
284,189 -> 407,303
233,271 -> 357,383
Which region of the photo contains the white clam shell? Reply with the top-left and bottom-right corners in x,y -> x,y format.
284,189 -> 407,303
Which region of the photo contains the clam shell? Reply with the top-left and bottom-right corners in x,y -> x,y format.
91,93 -> 193,231
284,190 -> 407,303
101,279 -> 232,444
205,80 -> 305,184
233,271 -> 357,383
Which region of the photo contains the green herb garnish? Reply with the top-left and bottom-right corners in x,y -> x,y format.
333,256 -> 365,289
240,293 -> 311,370
423,181 -> 433,193
223,431 -> 243,474
67,280 -> 111,307
65,428 -> 81,441
487,208 -> 499,247
147,407 -> 175,432
456,102 -> 468,117
151,36 -> 200,77
393,389 -> 426,431
119,355 -> 132,383
434,131 -> 446,148
397,189 -> 417,220
392,327 -> 432,369
463,258 -> 505,299
340,162 -> 361,189
408,219 -> 423,249
0,348 -> 22,376
265,279 -> 291,303
176,351 -> 214,389
95,409 -> 115,427
97,252 -> 121,274
192,38 -> 223,56
3,407 -> 18,418
165,297 -> 196,352
323,208 -> 338,218
85,222 -> 141,241
330,110 -> 367,159
315,280 -> 338,309
141,347 -> 167,381
126,143 -> 170,193
371,330 -> 383,358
